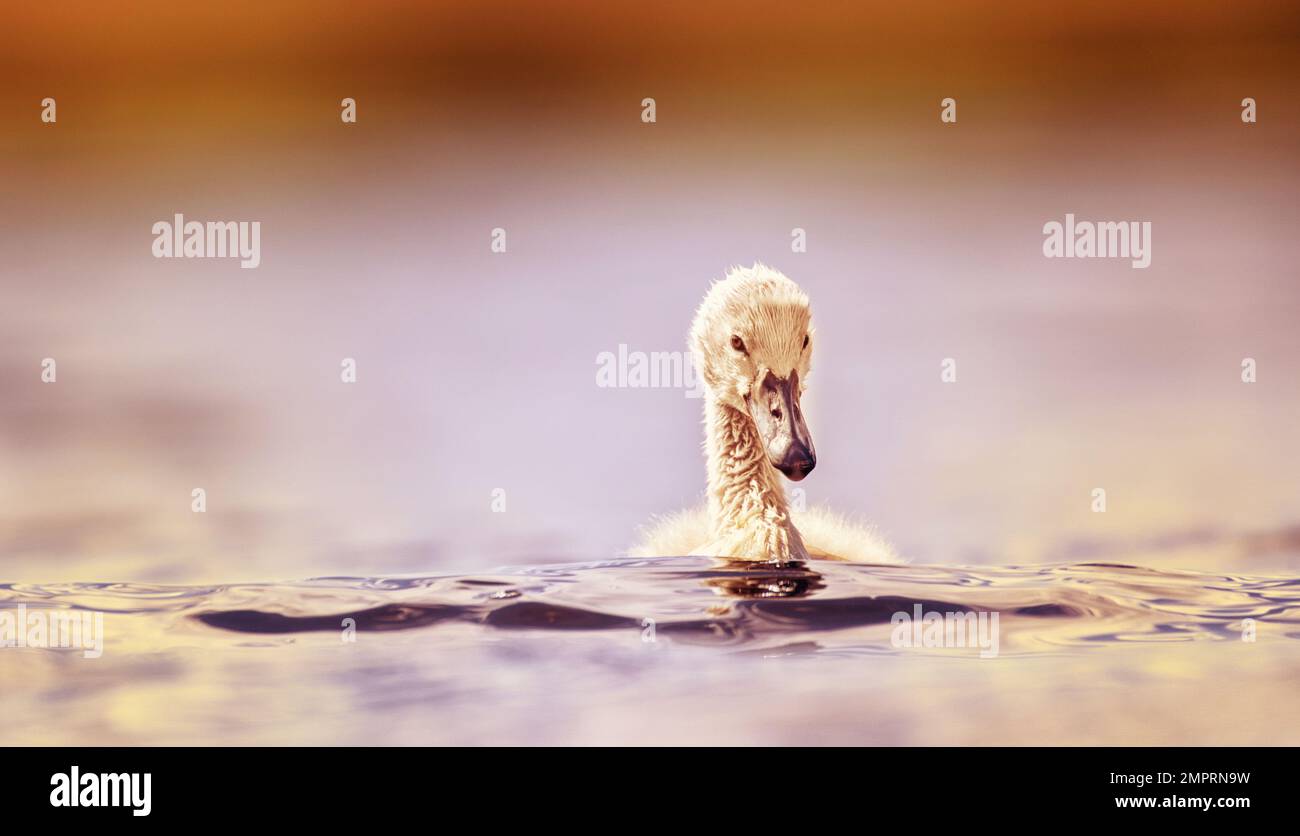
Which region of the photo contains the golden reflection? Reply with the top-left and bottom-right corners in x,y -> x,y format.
702,561 -> 827,600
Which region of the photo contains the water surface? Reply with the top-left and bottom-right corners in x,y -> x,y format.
3,556 -> 1298,745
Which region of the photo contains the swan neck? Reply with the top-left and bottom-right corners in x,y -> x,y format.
703,399 -> 803,560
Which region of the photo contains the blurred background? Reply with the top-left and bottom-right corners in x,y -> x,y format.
2,1 -> 1299,583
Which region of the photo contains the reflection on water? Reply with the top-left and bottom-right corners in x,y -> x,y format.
2,557 -> 1299,745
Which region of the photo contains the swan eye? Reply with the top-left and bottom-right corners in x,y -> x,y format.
802,334 -> 809,350
730,335 -> 746,353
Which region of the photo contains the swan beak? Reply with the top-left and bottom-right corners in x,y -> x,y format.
748,371 -> 817,482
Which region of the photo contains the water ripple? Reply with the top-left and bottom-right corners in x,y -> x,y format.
5,557 -> 1297,655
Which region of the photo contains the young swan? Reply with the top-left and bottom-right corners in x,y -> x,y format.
632,264 -> 899,565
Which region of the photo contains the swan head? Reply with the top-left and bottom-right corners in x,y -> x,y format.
691,263 -> 817,481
